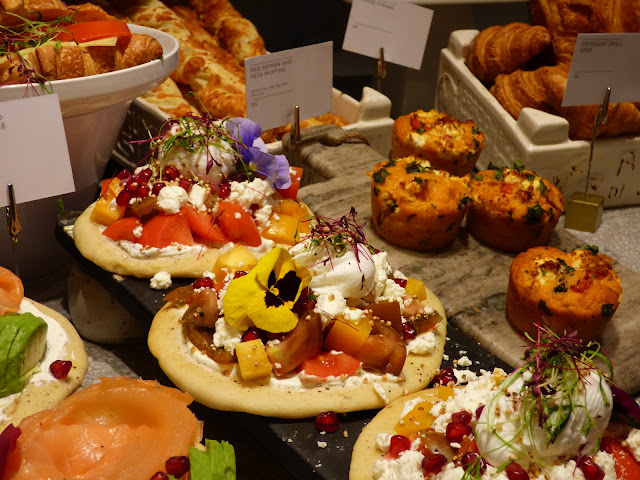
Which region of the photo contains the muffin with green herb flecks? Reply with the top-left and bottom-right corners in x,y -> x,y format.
467,164 -> 563,252
506,246 -> 622,341
369,156 -> 471,251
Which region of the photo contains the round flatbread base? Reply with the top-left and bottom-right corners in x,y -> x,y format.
1,299 -> 88,431
349,388 -> 441,480
73,202 -> 223,278
148,288 -> 446,419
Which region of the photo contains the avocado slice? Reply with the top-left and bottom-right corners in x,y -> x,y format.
0,312 -> 48,398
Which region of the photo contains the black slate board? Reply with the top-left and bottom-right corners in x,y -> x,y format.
56,214 -> 510,480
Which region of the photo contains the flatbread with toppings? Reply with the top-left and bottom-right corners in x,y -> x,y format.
0,267 -> 88,431
350,327 -> 640,479
149,211 -> 447,418
73,114 -> 308,278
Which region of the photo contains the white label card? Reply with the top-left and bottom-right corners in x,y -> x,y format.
245,42 -> 333,131
342,0 -> 433,70
0,95 -> 74,208
563,33 -> 640,107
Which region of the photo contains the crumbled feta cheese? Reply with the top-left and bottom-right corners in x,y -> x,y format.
406,332 -> 437,354
456,355 -> 472,367
156,185 -> 188,214
150,271 -> 172,290
317,441 -> 327,448
188,183 -> 208,210
212,318 -> 242,352
133,225 -> 143,238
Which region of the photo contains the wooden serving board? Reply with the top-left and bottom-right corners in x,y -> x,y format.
290,126 -> 640,395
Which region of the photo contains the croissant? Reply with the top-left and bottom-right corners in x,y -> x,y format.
491,63 -> 640,140
467,22 -> 553,84
0,0 -> 67,25
529,0 -> 640,64
186,0 -> 267,64
0,33 -> 163,84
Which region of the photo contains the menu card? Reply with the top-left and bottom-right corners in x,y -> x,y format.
0,95 -> 74,208
245,42 -> 333,130
563,33 -> 640,107
342,0 -> 433,70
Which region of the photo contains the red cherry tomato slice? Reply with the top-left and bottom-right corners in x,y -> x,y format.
275,166 -> 303,200
56,21 -> 131,46
300,351 -> 362,378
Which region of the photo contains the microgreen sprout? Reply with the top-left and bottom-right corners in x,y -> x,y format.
1,12 -> 78,90
299,208 -> 376,289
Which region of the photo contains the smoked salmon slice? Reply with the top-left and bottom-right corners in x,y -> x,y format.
0,267 -> 23,316
2,377 -> 202,480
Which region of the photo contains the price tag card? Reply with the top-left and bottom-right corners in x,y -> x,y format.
0,95 -> 74,208
342,0 -> 433,70
245,42 -> 333,130
563,33 -> 640,107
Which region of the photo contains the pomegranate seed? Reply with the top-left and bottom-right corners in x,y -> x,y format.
137,168 -> 152,183
452,410 -> 472,425
234,270 -> 247,278
193,277 -> 214,289
165,456 -> 190,477
178,178 -> 192,192
388,435 -> 411,459
476,405 -> 485,419
125,181 -> 139,193
152,182 -> 165,196
445,421 -> 472,444
432,367 -> 456,387
116,190 -> 132,207
315,411 -> 339,433
218,183 -> 231,199
422,453 -> 447,474
163,165 -> 179,181
402,323 -> 417,340
49,360 -> 72,379
578,457 -> 604,480
150,472 -> 168,480
461,452 -> 486,474
241,328 -> 262,342
116,169 -> 131,181
505,462 -> 530,480
393,278 -> 408,288
136,184 -> 151,198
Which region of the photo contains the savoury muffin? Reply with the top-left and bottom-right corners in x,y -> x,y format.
467,166 -> 563,252
391,110 -> 485,176
369,156 -> 471,250
506,246 -> 622,341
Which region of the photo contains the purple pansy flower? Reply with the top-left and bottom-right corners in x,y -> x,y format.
226,117 -> 292,189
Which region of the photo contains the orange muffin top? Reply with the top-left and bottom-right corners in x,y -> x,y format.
470,165 -> 563,222
370,156 -> 471,214
511,246 -> 622,320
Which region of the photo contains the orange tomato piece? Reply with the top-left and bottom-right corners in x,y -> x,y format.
101,217 -> 140,243
275,166 -> 303,200
601,437 -> 640,479
300,351 -> 362,378
182,206 -> 227,244
138,213 -> 194,248
0,266 -> 24,315
322,319 -> 372,357
216,201 -> 261,247
57,21 -> 132,47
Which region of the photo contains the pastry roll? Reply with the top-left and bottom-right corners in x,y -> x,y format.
141,78 -> 201,119
113,0 -> 246,118
467,22 -> 553,84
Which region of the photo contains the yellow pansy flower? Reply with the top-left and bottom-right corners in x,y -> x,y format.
223,247 -> 312,333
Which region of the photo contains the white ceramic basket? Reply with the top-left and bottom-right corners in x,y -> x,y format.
435,29 -> 640,208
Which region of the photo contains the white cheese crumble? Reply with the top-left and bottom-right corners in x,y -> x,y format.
156,185 -> 189,214
150,271 -> 172,290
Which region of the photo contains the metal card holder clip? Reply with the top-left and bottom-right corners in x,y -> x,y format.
5,183 -> 21,275
377,47 -> 386,92
288,105 -> 302,166
564,87 -> 610,233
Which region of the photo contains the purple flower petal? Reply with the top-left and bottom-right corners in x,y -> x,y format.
611,384 -> 640,427
247,148 -> 292,189
227,117 -> 262,150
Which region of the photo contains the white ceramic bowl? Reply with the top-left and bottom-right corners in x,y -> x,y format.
0,25 -> 179,281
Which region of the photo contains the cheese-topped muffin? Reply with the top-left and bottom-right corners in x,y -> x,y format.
467,166 -> 563,252
506,246 -> 622,341
391,109 -> 485,176
369,156 -> 471,250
